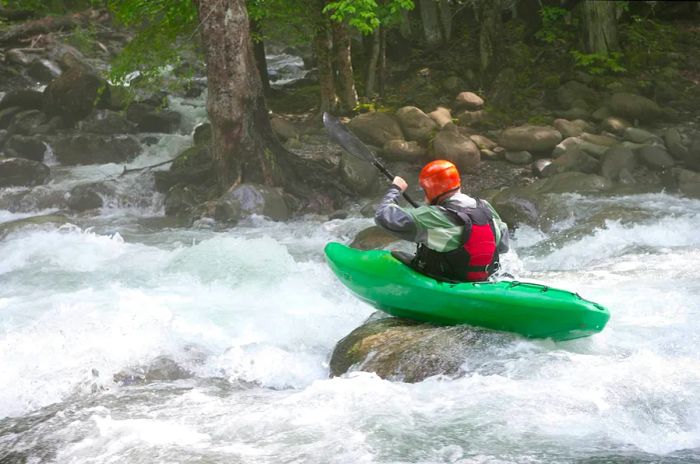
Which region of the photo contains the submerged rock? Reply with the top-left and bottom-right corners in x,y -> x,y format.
0,213 -> 69,240
113,356 -> 193,386
51,134 -> 140,165
0,157 -> 49,187
330,317 -> 516,383
224,183 -> 290,221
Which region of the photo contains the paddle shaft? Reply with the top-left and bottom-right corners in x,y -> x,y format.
370,160 -> 419,207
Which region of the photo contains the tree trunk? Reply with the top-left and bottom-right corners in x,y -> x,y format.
331,21 -> 358,113
475,0 -> 502,74
314,15 -> 339,113
578,0 -> 619,55
196,0 -> 282,189
419,0 -> 442,46
438,0 -> 452,43
250,19 -> 271,95
364,28 -> 381,99
378,27 -> 387,98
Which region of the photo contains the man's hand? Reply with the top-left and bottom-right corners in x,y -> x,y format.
392,176 -> 408,192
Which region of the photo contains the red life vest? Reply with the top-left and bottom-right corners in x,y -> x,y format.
413,199 -> 499,282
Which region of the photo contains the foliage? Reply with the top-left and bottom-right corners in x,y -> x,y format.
107,0 -> 197,87
619,15 -> 679,72
66,24 -> 97,54
0,0 -> 105,14
535,6 -> 572,45
571,50 -> 626,75
323,0 -> 413,34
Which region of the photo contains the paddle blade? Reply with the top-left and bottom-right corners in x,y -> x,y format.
322,112 -> 376,163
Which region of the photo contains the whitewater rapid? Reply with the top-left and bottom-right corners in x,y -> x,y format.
2,95 -> 700,463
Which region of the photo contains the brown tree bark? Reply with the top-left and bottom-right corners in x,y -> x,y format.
577,0 -> 620,55
474,0 -> 502,74
250,19 -> 271,95
364,28 -> 380,98
331,21 -> 358,113
314,8 -> 339,114
196,0 -> 282,189
419,0 -> 442,46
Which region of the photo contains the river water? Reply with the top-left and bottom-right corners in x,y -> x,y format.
2,99 -> 700,463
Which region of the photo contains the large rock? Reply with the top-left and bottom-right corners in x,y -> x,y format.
67,182 -> 114,211
432,124 -> 480,173
469,134 -> 498,151
28,59 -> 62,83
542,146 -> 599,177
270,116 -> 298,141
0,157 -> 49,187
382,139 -> 426,161
52,134 -> 141,165
499,125 -> 562,154
601,116 -> 630,135
126,103 -> 182,133
330,317 -> 497,382
428,106 -> 452,128
491,186 -> 542,227
347,112 -> 404,147
672,168 -> 700,199
534,171 -> 612,194
600,146 -> 637,181
552,136 -> 583,158
608,92 -> 664,122
224,183 -> 290,221
4,134 -> 46,162
664,128 -> 688,160
454,91 -> 484,110
553,119 -> 590,139
0,214 -> 69,241
504,150 -> 532,165
623,127 -> 662,144
8,109 -> 50,135
0,107 -> 23,130
637,145 -> 674,171
340,150 -> 379,195
78,110 -> 137,135
153,145 -> 214,193
350,225 -> 401,250
0,89 -> 44,111
43,65 -> 104,122
395,106 -> 436,143
557,81 -> 599,108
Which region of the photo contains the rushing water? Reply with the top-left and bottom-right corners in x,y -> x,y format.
2,103 -> 700,463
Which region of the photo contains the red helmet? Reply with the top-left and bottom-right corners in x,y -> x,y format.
419,160 -> 461,203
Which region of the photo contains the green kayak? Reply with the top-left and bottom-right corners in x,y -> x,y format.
325,242 -> 609,341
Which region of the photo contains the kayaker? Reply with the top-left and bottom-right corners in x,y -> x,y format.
374,159 -> 510,282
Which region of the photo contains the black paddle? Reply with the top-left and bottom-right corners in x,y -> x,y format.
323,112 -> 420,207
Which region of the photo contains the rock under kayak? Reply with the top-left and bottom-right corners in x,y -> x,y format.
324,242 -> 610,341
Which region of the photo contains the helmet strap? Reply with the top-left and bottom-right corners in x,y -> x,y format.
430,187 -> 460,205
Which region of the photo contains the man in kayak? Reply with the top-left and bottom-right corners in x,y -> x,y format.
375,159 -> 509,282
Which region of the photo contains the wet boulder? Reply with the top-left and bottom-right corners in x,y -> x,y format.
382,139 -> 426,161
78,110 -> 137,135
637,146 -> 674,171
499,124 -> 562,154
491,186 -> 542,227
0,157 -> 49,187
0,106 -> 22,130
432,123 -> 480,173
330,317 -> 489,382
224,183 -> 290,221
542,146 -> 599,177
4,134 -> 46,162
664,128 -> 688,160
67,182 -> 114,212
0,213 -> 69,240
164,184 -> 208,217
601,146 -> 637,181
52,134 -> 141,165
126,102 -> 182,133
672,167 -> 700,199
469,134 -> 498,151
7,109 -> 51,135
0,89 -> 43,111
350,225 -> 401,250
395,106 -> 437,143
154,145 -> 214,193
534,171 -> 612,194
193,123 -> 212,146
43,64 -> 104,122
113,356 -> 192,386
28,59 -> 62,83
607,92 -> 664,123
340,150 -> 380,195
623,127 -> 662,145
347,112 -> 404,147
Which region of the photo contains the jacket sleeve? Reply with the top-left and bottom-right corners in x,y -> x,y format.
374,185 -> 419,242
483,200 -> 510,254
